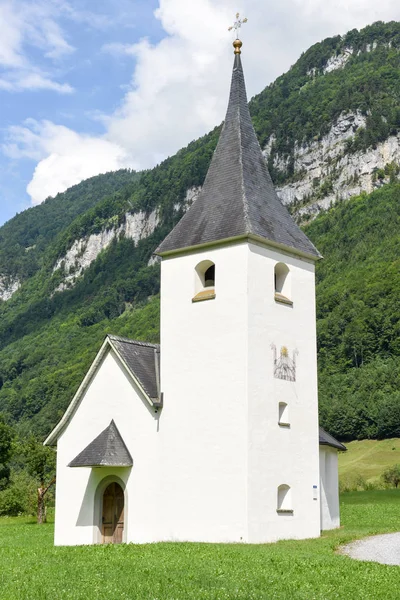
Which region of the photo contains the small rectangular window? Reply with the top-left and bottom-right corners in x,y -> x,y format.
278,402 -> 290,427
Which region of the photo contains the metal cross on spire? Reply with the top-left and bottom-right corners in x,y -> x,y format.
228,12 -> 248,39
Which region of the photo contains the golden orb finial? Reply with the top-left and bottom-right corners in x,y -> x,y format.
228,13 -> 248,53
233,39 -> 243,54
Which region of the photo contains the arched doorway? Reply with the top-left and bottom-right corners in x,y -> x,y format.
102,482 -> 124,543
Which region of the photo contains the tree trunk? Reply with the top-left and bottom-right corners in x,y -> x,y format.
37,477 -> 56,524
37,487 -> 46,524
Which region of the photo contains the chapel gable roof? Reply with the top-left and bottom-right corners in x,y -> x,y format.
108,335 -> 160,401
69,420 -> 133,467
44,335 -> 161,446
319,427 -> 347,451
156,49 -> 320,260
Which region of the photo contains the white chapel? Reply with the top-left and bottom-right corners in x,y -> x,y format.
44,37 -> 346,546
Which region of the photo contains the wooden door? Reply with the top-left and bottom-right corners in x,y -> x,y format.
102,482 -> 124,544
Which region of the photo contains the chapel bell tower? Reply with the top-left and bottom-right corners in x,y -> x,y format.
155,26 -> 322,543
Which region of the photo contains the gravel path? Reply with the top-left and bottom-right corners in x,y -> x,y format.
341,532 -> 400,565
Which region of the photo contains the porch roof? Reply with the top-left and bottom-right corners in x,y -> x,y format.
68,420 -> 133,467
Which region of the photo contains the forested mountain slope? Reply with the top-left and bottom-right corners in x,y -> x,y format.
0,170 -> 139,292
307,183 -> 400,441
0,21 -> 399,442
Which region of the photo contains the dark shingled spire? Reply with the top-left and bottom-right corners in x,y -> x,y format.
68,420 -> 133,467
156,48 -> 320,259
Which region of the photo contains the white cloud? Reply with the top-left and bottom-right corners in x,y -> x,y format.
3,120 -> 130,204
0,0 -> 74,92
101,42 -> 135,57
0,2 -> 26,68
0,71 -> 73,93
0,0 -> 153,91
61,0 -> 144,31
5,0 -> 400,206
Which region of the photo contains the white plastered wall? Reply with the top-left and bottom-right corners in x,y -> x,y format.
319,446 -> 340,530
158,240 -> 321,543
246,242 -> 320,542
54,348 -> 159,546
158,243 -> 249,542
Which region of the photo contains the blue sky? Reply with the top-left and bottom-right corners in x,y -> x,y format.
0,0 -> 399,226
0,0 -> 164,223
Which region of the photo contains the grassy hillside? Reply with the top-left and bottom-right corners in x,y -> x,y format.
339,439 -> 400,484
1,491 -> 400,599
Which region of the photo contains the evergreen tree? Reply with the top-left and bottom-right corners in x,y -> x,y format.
0,415 -> 13,491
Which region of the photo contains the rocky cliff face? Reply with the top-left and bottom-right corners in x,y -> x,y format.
53,210 -> 159,292
264,112 -> 400,219
0,276 -> 20,302
53,185 -> 205,289
181,114 -> 400,223
307,47 -> 354,77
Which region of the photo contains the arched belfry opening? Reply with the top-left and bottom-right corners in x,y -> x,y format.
193,260 -> 216,302
274,263 -> 292,305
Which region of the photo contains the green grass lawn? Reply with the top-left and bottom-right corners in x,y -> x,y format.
1,491 -> 400,600
339,438 -> 400,484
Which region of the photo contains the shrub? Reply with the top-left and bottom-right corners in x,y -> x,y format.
381,464 -> 400,489
339,475 -> 384,493
0,470 -> 39,516
0,486 -> 26,516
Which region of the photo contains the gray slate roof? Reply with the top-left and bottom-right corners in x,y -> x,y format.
69,420 -> 133,467
108,335 -> 160,400
156,52 -> 320,259
319,427 -> 347,451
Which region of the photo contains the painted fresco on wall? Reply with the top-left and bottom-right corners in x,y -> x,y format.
271,345 -> 298,382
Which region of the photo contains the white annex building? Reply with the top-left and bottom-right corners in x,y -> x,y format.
45,38 -> 346,546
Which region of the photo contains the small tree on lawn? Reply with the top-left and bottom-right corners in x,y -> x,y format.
24,438 -> 56,524
0,415 -> 14,491
382,464 -> 400,489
